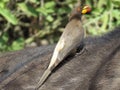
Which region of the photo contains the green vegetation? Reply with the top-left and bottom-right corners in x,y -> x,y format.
0,0 -> 120,52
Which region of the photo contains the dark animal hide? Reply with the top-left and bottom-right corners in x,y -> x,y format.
0,27 -> 120,90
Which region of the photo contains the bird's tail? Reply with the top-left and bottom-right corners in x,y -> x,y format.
36,69 -> 51,89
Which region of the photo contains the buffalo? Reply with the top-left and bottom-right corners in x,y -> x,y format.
0,27 -> 120,90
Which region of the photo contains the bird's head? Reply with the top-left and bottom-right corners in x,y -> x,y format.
69,5 -> 91,20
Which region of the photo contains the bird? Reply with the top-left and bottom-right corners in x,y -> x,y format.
36,4 -> 91,89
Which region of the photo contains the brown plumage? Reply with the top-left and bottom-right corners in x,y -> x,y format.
36,3 -> 91,89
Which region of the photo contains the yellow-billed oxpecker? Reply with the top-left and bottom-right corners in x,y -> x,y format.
36,2 -> 91,89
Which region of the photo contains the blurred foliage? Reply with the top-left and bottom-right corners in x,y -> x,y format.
0,0 -> 120,52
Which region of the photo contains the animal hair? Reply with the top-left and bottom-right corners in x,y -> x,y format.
0,27 -> 120,90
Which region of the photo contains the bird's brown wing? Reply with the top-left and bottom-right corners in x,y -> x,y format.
57,19 -> 84,61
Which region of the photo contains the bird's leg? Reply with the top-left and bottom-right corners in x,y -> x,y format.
76,46 -> 86,56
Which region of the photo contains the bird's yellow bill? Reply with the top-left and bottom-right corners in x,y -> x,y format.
82,5 -> 91,14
